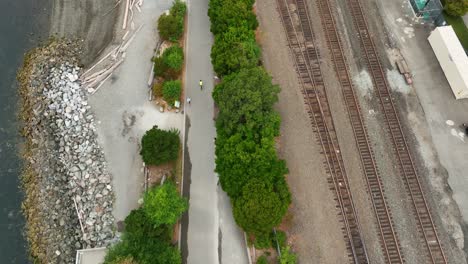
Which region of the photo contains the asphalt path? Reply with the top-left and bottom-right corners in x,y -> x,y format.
181,0 -> 249,263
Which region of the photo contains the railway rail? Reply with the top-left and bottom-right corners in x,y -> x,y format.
276,0 -> 368,262
344,0 -> 447,262
313,0 -> 405,262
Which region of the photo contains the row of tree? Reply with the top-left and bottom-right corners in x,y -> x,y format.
209,0 -> 293,253
105,126 -> 185,264
104,182 -> 187,264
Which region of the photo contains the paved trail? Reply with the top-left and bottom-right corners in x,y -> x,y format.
182,0 -> 249,263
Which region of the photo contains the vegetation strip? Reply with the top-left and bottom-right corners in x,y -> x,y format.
208,0 -> 297,262
103,2 -> 188,263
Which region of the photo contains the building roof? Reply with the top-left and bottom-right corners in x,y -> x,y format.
434,26 -> 468,88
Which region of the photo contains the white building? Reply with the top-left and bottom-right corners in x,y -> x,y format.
428,26 -> 468,100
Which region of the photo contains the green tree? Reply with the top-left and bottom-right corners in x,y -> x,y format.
125,208 -> 173,243
144,182 -> 188,226
278,246 -> 297,264
213,67 -> 281,138
163,80 -> 182,105
445,0 -> 468,16
211,25 -> 260,76
232,179 -> 290,235
208,0 -> 258,35
215,134 -> 287,198
140,126 -> 180,165
163,45 -> 184,72
104,237 -> 181,264
158,13 -> 184,42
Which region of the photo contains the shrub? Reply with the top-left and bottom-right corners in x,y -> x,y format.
272,230 -> 287,249
163,45 -> 184,72
158,13 -> 184,42
153,56 -> 168,78
163,80 -> 182,105
215,135 -> 287,198
212,67 -> 281,138
171,0 -> 187,17
125,208 -> 173,243
208,0 -> 258,35
104,237 -> 181,264
144,182 -> 188,226
153,82 -> 163,98
253,232 -> 272,249
444,0 -> 468,16
278,247 -> 297,264
107,256 -> 137,264
140,126 -> 180,165
211,25 -> 260,76
233,179 -> 290,235
257,255 -> 268,264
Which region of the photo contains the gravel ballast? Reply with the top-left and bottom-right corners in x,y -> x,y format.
19,40 -> 114,263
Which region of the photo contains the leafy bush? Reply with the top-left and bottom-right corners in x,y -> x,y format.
208,0 -> 258,35
153,56 -> 180,80
233,179 -> 290,235
163,80 -> 182,105
215,135 -> 287,198
253,232 -> 272,249
444,0 -> 468,16
211,25 -> 260,76
163,45 -> 184,72
153,56 -> 168,77
272,230 -> 287,249
257,255 -> 268,264
104,237 -> 181,264
213,67 -> 281,139
153,82 -> 163,98
171,0 -> 187,17
278,247 -> 297,264
140,126 -> 180,165
158,13 -> 184,42
107,256 -> 137,264
125,208 -> 173,243
144,182 -> 188,226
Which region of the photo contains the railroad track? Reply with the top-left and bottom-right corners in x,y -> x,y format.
276,0 -> 368,262
344,0 -> 447,262
313,0 -> 405,262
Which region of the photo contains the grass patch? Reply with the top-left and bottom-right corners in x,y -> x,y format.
443,12 -> 468,50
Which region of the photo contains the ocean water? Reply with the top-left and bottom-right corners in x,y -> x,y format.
0,0 -> 50,263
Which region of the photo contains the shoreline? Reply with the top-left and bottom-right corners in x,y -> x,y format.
18,39 -> 116,263
18,0 -> 123,261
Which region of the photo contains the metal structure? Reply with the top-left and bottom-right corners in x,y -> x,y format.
409,0 -> 444,22
346,0 -> 448,262
276,0 -> 368,262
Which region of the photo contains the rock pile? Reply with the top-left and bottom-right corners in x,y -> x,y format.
19,40 -> 114,263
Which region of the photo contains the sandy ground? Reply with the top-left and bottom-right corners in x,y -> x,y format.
87,0 -> 181,224
256,1 -> 352,263
181,0 -> 249,263
50,0 -> 118,65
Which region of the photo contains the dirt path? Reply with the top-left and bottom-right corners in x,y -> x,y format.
256,1 -> 350,263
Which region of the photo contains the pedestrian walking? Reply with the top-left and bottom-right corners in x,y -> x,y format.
187,97 -> 191,104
